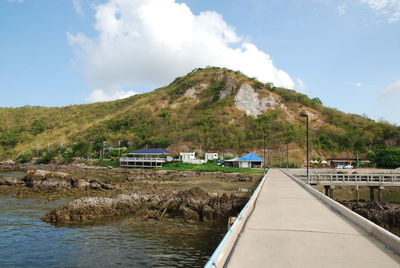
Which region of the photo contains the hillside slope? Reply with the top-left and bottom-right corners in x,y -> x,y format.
1,67 -> 399,163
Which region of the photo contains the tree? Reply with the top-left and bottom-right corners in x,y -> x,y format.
30,120 -> 46,135
72,141 -> 90,157
369,148 -> 400,169
37,151 -> 56,164
312,97 -> 323,105
0,131 -> 20,147
15,151 -> 33,163
60,148 -> 74,163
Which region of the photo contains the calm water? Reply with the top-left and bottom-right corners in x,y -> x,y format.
0,173 -> 226,268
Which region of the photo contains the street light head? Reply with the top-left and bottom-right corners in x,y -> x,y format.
299,113 -> 308,118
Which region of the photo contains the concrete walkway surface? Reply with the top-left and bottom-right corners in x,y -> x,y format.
226,169 -> 400,268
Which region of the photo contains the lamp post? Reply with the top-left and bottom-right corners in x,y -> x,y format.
118,140 -> 121,158
300,113 -> 309,184
263,135 -> 266,172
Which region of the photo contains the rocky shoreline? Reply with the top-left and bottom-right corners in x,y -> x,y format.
341,201 -> 400,234
0,169 -> 113,190
42,186 -> 246,224
1,164 -> 258,224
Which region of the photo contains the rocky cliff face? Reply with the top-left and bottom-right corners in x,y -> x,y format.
234,84 -> 281,117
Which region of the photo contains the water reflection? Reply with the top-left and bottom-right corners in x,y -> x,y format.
0,196 -> 225,267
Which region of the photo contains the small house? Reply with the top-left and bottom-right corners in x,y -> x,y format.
180,152 -> 205,164
180,152 -> 196,162
205,153 -> 218,162
226,153 -> 265,168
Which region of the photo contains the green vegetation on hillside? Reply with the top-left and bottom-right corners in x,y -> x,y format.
1,67 -> 399,165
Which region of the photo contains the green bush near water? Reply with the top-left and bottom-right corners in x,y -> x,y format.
157,161 -> 264,174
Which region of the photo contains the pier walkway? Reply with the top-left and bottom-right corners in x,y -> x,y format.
225,169 -> 400,267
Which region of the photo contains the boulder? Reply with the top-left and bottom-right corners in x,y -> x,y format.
42,187 -> 247,224
0,176 -> 25,186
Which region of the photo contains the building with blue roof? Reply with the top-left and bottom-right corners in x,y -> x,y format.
226,152 -> 265,168
120,148 -> 171,168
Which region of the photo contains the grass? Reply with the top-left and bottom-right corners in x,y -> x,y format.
90,159 -> 120,168
156,161 -> 264,174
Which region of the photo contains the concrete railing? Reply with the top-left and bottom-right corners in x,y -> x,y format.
283,170 -> 400,256
204,169 -> 270,268
307,173 -> 400,184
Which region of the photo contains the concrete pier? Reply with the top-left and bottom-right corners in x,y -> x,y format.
369,186 -> 384,202
224,169 -> 400,268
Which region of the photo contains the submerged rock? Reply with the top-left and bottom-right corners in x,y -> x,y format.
42,186 -> 246,224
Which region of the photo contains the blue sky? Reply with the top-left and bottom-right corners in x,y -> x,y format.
1,0 -> 399,125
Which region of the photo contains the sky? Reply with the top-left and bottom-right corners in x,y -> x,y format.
0,0 -> 399,125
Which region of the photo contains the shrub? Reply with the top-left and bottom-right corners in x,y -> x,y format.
37,151 -> 57,164
60,148 -> 74,163
15,151 -> 33,163
369,148 -> 400,169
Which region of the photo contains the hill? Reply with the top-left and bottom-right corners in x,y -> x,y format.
1,67 -> 399,165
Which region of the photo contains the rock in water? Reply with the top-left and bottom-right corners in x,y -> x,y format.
42,187 -> 247,224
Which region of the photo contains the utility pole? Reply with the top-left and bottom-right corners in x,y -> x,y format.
300,113 -> 309,184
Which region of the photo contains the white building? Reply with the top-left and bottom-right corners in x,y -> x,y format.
205,153 -> 218,162
180,152 -> 205,164
180,152 -> 196,162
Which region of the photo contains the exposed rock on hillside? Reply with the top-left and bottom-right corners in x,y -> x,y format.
234,84 -> 280,116
220,75 -> 239,99
184,83 -> 208,100
42,186 -> 247,224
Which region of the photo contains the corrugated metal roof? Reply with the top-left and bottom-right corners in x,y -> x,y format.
127,148 -> 170,155
236,153 -> 264,162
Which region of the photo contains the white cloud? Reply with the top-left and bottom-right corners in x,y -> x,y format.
86,88 -> 137,103
72,0 -> 84,16
296,78 -> 307,93
336,3 -> 347,15
68,0 -> 295,102
345,82 -> 363,87
359,0 -> 400,23
380,80 -> 400,98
